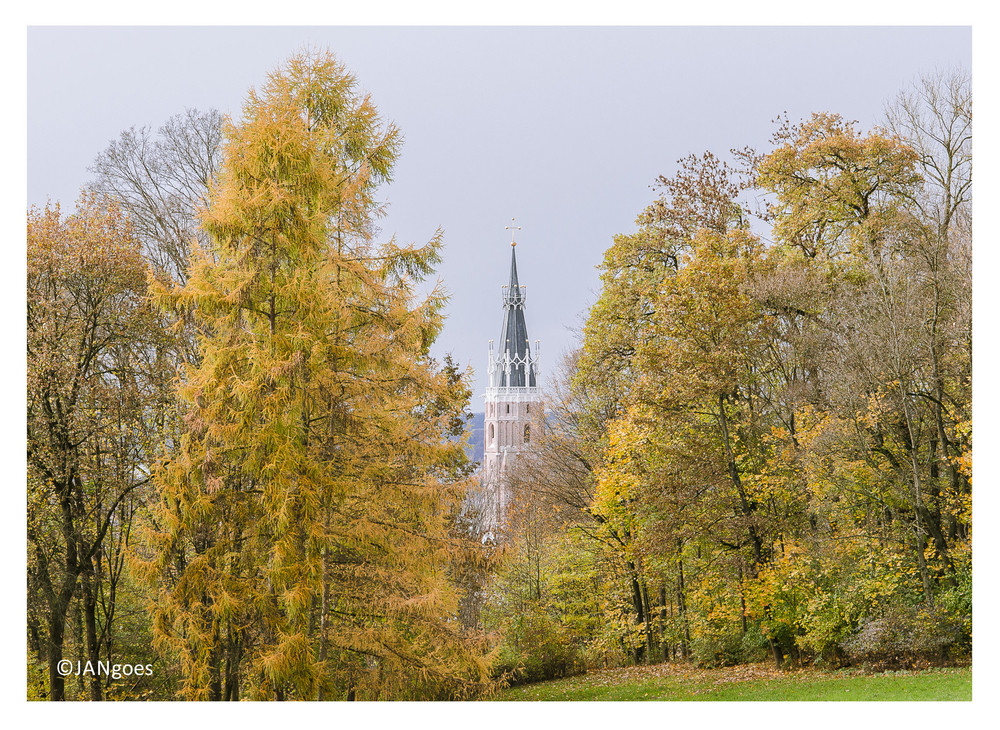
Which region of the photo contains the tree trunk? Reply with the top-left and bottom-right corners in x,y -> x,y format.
81,568 -> 103,700
317,541 -> 332,701
658,584 -> 668,662
223,629 -> 242,701
769,638 -> 783,669
209,620 -> 223,701
28,615 -> 44,663
45,488 -> 82,701
718,395 -> 764,570
737,560 -> 748,635
626,560 -> 645,664
901,395 -> 936,606
676,545 -> 690,660
47,599 -> 70,701
640,580 -> 656,664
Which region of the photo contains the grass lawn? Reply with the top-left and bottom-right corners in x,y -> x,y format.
496,663 -> 971,701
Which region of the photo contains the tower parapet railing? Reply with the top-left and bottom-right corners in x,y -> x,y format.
484,385 -> 541,398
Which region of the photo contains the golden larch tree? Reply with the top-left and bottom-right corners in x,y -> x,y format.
137,49 -> 490,701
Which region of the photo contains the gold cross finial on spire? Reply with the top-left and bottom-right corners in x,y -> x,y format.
506,217 -> 522,247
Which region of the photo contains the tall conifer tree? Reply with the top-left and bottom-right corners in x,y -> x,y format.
138,49 -> 489,701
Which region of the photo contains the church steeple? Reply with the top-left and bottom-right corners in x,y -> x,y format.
494,242 -> 536,388
481,218 -> 542,533
489,218 -> 538,390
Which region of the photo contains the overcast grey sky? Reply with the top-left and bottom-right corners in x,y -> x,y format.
27,26 -> 971,400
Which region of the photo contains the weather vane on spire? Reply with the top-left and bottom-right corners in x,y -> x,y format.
506,217 -> 522,247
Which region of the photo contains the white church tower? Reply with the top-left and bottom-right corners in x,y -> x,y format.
482,218 -> 541,530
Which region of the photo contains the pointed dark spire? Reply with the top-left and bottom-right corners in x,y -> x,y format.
496,241 -> 536,387
505,245 -> 522,303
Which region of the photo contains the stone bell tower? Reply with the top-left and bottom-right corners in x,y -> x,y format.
482,218 -> 541,530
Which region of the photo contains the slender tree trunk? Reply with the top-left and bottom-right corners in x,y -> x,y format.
74,596 -> 85,697
45,489 -> 81,701
317,539 -> 332,701
223,628 -> 242,701
81,568 -> 102,700
47,598 -> 70,701
901,395 -> 936,606
28,614 -> 44,663
676,545 -> 690,660
718,395 -> 763,570
640,580 -> 655,664
737,560 -> 748,635
208,612 -> 223,701
626,559 -> 645,664
769,638 -> 783,669
658,584 -> 668,662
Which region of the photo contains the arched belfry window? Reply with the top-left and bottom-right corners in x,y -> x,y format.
524,424 -> 530,443
506,404 -> 510,415
489,423 -> 495,443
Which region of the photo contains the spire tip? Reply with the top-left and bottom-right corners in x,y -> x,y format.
505,217 -> 522,247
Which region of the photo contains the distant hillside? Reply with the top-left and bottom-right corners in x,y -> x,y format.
465,411 -> 484,464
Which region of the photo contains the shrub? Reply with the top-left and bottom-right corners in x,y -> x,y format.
842,601 -> 970,669
489,605 -> 582,685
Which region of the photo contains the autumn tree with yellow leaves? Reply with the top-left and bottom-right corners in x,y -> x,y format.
555,72 -> 972,670
28,197 -> 167,700
136,50 -> 491,700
